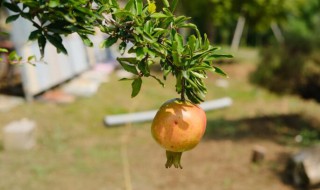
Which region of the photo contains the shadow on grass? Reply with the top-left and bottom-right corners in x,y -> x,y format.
204,113 -> 320,145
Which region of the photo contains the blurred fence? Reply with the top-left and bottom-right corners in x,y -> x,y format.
10,17 -> 94,101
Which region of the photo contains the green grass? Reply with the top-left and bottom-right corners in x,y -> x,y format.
1,48 -> 320,190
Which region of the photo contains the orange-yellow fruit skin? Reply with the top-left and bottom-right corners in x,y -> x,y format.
151,99 -> 207,152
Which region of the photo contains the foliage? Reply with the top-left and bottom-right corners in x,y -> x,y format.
0,47 -> 36,65
179,0 -> 234,43
0,0 -> 231,104
251,0 -> 320,102
180,0 -> 306,45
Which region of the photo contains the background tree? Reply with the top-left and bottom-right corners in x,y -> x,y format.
251,0 -> 320,102
180,0 -> 297,46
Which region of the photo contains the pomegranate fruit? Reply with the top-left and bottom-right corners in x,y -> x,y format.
151,98 -> 207,169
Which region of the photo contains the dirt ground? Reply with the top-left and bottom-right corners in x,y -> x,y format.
125,127 -> 296,190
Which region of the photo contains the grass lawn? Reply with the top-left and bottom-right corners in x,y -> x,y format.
1,48 -> 320,190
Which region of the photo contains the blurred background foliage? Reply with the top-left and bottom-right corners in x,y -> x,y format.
164,0 -> 320,102
250,0 -> 320,102
178,0 -> 294,45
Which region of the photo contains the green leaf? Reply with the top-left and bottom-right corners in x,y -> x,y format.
213,66 -> 228,77
186,89 -> 204,104
203,33 -> 210,50
189,64 -> 215,72
190,71 -> 207,79
153,28 -> 167,37
187,35 -> 197,52
174,15 -> 190,26
131,77 -> 142,97
142,31 -> 156,43
174,33 -> 184,53
79,35 -> 93,47
178,23 -> 197,30
163,8 -> 173,16
28,30 -> 42,41
109,0 -> 119,8
119,41 -> 127,55
182,70 -> 189,79
192,47 -> 220,61
135,47 -> 144,60
100,37 -> 118,48
162,0 -> 170,7
175,72 -> 182,93
124,0 -> 134,11
134,0 -> 143,15
49,0 -> 59,8
170,0 -> 179,12
46,35 -> 67,54
144,20 -> 152,34
8,51 -> 22,62
138,60 -> 150,76
5,14 -> 19,23
193,77 -> 207,92
112,10 -> 134,18
150,13 -> 168,18
38,35 -> 47,58
4,2 -> 20,12
117,57 -> 139,75
64,15 -> 76,23
185,77 -> 200,90
208,54 -> 233,59
163,64 -> 172,80
146,48 -> 156,58
172,51 -> 181,66
0,48 -> 8,53
0,32 -> 9,36
27,55 -> 36,62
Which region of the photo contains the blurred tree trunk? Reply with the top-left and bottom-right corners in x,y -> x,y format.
231,16 -> 246,51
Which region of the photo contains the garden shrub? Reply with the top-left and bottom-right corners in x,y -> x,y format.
251,28 -> 320,102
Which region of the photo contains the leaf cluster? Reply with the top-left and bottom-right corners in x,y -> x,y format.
0,0 -> 231,103
1,0 -> 101,56
0,47 -> 36,65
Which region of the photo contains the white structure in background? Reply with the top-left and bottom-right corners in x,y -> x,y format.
10,16 -> 94,101
104,97 -> 233,126
3,118 -> 36,151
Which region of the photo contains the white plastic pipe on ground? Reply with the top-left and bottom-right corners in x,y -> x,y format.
104,97 -> 233,126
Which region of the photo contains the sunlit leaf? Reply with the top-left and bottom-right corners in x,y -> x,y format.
150,13 -> 168,18
213,66 -> 228,77
134,0 -> 143,15
0,48 -> 8,53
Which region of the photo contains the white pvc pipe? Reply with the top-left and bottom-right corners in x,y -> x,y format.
104,97 -> 232,126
